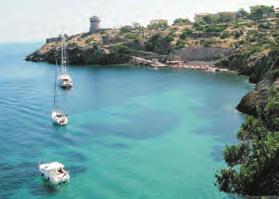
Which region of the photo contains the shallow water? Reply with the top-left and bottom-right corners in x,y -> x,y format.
0,43 -> 253,199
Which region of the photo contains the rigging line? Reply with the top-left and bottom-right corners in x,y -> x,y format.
61,34 -> 63,74
64,35 -> 67,74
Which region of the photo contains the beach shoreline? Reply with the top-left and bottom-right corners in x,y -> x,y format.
166,62 -> 234,73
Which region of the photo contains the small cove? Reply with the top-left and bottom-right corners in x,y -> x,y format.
0,43 -> 254,199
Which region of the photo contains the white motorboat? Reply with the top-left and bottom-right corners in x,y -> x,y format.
51,62 -> 69,126
39,162 -> 70,184
58,33 -> 73,89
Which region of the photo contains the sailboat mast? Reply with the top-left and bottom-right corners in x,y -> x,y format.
64,40 -> 67,73
61,34 -> 65,74
53,60 -> 58,109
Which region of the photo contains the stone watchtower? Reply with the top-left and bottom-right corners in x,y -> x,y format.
89,16 -> 101,33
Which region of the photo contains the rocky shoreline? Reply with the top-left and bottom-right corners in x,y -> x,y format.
25,34 -> 277,117
26,46 -> 234,74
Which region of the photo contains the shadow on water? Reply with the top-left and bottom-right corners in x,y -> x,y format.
101,142 -> 129,149
192,107 -> 241,162
210,145 -> 226,162
185,74 -> 251,162
0,162 -> 37,199
57,151 -> 87,162
68,165 -> 87,177
80,110 -> 179,140
28,178 -> 69,196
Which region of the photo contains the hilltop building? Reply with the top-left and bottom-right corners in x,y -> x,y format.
89,16 -> 101,33
275,7 -> 279,14
150,19 -> 168,25
149,19 -> 168,28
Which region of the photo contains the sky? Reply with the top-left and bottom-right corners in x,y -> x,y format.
0,0 -> 278,42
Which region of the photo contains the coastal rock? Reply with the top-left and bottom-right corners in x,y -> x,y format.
248,54 -> 274,84
236,91 -> 260,116
219,50 -> 277,84
26,44 -> 131,65
236,88 -> 271,116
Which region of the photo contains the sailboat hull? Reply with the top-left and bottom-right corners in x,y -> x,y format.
58,74 -> 73,88
51,111 -> 68,126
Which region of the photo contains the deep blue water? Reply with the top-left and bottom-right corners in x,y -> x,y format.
0,43 -> 253,199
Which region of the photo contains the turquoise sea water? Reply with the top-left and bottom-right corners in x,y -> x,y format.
0,43 -> 254,199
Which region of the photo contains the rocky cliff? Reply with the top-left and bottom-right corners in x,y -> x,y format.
26,43 -> 131,65
217,43 -> 279,116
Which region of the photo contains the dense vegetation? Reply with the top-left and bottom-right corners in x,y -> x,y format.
213,5 -> 279,196
215,87 -> 279,195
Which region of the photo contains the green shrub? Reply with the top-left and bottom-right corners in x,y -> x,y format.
237,8 -> 249,19
124,32 -> 140,40
221,32 -> 230,39
193,22 -> 204,31
201,39 -> 213,47
218,57 -> 230,67
173,18 -> 192,25
250,5 -> 274,20
111,44 -> 131,55
263,89 -> 279,130
144,34 -> 162,51
179,29 -> 193,39
175,39 -> 185,49
216,89 -> 279,195
165,35 -> 174,42
202,14 -> 219,24
234,30 -> 242,38
258,21 -> 272,29
205,24 -> 225,32
224,144 -> 249,167
120,26 -> 132,33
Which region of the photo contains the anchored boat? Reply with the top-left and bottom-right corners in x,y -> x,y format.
51,110 -> 68,126
58,33 -> 73,89
51,62 -> 68,126
39,162 -> 70,184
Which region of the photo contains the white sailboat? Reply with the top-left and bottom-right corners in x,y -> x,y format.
58,34 -> 73,89
51,63 -> 68,126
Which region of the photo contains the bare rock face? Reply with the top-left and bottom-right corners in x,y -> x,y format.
236,91 -> 260,116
